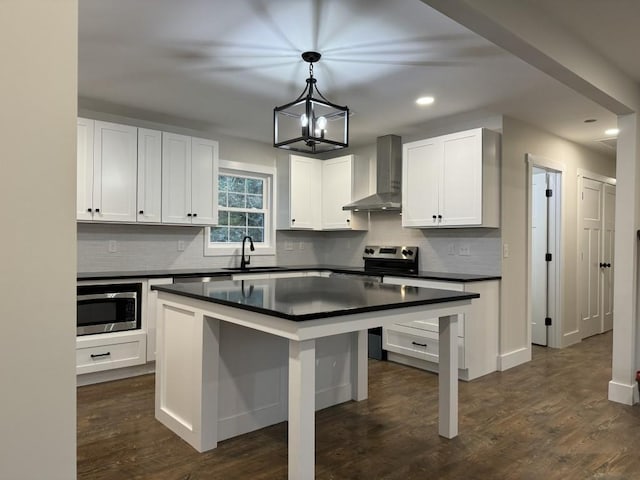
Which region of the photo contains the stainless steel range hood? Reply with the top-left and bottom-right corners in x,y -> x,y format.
343,134 -> 402,211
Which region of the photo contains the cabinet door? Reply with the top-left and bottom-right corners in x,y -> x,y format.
190,137 -> 219,226
289,155 -> 321,229
321,155 -> 353,229
92,121 -> 138,222
76,118 -> 94,220
137,128 -> 162,223
402,139 -> 441,227
440,130 -> 482,226
162,132 -> 192,224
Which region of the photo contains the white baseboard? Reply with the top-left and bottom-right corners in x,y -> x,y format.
608,380 -> 638,405
497,347 -> 530,371
77,362 -> 155,386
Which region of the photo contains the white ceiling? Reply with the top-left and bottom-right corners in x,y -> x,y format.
78,0 -> 636,156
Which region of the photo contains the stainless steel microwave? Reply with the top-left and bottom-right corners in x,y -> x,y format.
77,283 -> 142,336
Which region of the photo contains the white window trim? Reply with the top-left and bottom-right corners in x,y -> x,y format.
204,160 -> 277,257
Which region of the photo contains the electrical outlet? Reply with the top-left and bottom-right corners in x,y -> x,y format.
448,243 -> 456,255
284,241 -> 294,251
503,243 -> 510,258
108,240 -> 117,253
299,241 -> 305,250
459,245 -> 471,256
177,240 -> 185,252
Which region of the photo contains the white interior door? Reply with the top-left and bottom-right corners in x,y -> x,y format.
580,178 -> 603,339
531,168 -> 548,346
602,184 -> 616,332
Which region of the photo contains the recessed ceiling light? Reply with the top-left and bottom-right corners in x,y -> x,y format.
416,96 -> 434,106
605,128 -> 620,136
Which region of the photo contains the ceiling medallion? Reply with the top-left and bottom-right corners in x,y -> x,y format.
273,51 -> 349,154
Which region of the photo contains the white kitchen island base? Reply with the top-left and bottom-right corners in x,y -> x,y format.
153,279 -> 475,480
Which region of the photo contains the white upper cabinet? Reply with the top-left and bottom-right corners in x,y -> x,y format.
77,119 -> 138,222
321,155 -> 355,229
279,154 -> 368,231
76,118 -> 95,221
162,132 -> 218,225
402,128 -> 500,228
137,128 -> 162,223
289,155 -> 322,229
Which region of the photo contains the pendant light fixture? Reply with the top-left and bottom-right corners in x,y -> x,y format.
273,51 -> 349,154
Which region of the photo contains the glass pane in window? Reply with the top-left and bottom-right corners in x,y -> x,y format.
247,212 -> 264,227
210,227 -> 228,242
248,227 -> 264,242
219,175 -> 231,192
218,192 -> 228,207
247,178 -> 263,195
229,227 -> 246,242
228,193 -> 246,208
229,176 -> 246,193
247,195 -> 263,209
218,210 -> 229,226
229,212 -> 246,226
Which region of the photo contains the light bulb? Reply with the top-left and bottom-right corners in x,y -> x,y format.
300,114 -> 308,127
317,116 -> 327,130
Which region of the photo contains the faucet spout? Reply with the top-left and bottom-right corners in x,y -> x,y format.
240,236 -> 255,270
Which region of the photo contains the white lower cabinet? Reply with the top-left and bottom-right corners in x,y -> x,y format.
146,277 -> 173,362
382,277 -> 499,381
76,331 -> 147,375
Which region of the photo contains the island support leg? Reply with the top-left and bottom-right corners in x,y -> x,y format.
288,339 -> 316,480
438,313 -> 459,439
351,330 -> 368,401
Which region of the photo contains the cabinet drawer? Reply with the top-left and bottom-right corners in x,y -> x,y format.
383,327 -> 465,367
398,315 -> 465,337
76,332 -> 146,375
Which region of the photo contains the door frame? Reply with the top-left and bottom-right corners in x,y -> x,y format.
576,169 -> 617,340
526,154 -> 564,348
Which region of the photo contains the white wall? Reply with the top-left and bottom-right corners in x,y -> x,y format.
0,1 -> 78,478
500,116 -> 615,369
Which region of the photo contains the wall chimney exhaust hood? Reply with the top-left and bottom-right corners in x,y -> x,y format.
343,134 -> 402,212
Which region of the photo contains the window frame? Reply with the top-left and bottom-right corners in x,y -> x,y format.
204,160 -> 276,257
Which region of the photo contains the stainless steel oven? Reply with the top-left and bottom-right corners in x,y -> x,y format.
348,245 -> 420,361
77,283 -> 142,336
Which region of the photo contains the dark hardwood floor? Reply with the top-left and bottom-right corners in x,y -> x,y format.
77,331 -> 640,479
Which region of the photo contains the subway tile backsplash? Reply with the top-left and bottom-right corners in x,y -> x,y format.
78,213 -> 501,275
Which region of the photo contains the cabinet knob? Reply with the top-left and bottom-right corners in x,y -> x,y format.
87,208 -> 92,213
606,263 -> 611,268
187,213 -> 192,217
438,215 -> 442,220
291,219 -> 296,223
139,210 -> 144,215
95,208 -> 100,213
432,215 -> 437,220
193,213 -> 197,217
346,219 -> 350,223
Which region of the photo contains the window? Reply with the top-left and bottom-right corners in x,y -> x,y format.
205,161 -> 275,256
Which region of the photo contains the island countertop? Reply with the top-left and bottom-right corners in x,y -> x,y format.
151,276 -> 480,321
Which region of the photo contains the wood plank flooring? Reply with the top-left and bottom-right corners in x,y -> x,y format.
77,331 -> 640,479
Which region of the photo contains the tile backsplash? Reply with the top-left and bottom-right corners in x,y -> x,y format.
78,215 -> 501,275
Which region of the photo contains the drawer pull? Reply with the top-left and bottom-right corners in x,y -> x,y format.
411,341 -> 428,348
90,352 -> 111,359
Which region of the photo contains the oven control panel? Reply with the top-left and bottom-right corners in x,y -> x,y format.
363,245 -> 418,259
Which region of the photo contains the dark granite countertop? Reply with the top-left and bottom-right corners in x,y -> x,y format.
151,276 -> 480,321
78,265 -> 500,283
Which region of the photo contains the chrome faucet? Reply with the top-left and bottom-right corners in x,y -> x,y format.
240,236 -> 255,270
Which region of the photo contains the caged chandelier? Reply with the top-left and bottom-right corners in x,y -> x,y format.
273,51 -> 349,154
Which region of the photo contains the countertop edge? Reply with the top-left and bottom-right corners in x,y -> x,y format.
78,266 -> 501,283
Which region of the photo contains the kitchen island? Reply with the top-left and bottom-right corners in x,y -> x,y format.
152,276 -> 479,480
